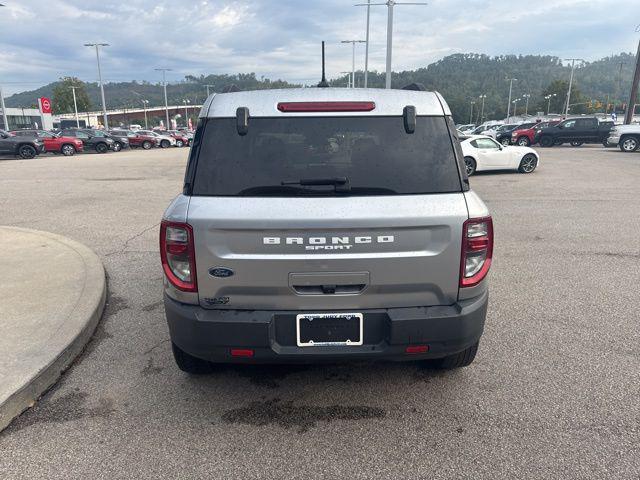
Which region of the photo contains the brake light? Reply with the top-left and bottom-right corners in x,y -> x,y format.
160,220 -> 197,292
460,217 -> 493,288
277,101 -> 376,112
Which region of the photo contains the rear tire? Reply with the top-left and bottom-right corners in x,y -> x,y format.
464,156 -> 476,176
539,136 -> 553,147
516,136 -> 530,146
518,153 -> 538,173
176,140 -> 184,147
432,342 -> 479,369
570,141 -> 583,147
18,145 -> 37,159
172,342 -> 214,374
112,142 -> 122,152
620,136 -> 639,152
61,144 -> 76,156
95,142 -> 108,154
142,140 -> 152,150
161,140 -> 170,148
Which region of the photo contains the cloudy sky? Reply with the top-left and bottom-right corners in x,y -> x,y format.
1,0 -> 639,94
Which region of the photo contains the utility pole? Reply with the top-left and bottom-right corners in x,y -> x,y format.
522,93 -> 531,116
469,100 -> 475,124
341,40 -> 366,88
70,86 -> 80,127
478,94 -> 486,124
0,84 -> 8,131
545,93 -> 557,115
155,68 -> 172,129
356,1 -> 428,89
625,37 -> 640,124
506,77 -> 517,123
564,58 -> 583,117
84,43 -> 109,129
205,84 -> 215,97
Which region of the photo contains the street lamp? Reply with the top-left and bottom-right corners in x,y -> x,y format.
564,58 -> 584,116
341,40 -> 366,89
512,98 -> 520,117
355,1 -> 428,89
70,85 -> 80,127
478,94 -> 487,123
84,43 -> 109,129
183,99 -> 190,128
354,0 -> 372,87
505,77 -> 517,123
469,100 -> 476,124
522,93 -> 531,116
544,94 -> 557,115
155,68 -> 172,129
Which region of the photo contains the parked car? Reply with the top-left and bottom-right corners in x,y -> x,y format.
137,130 -> 176,148
457,124 -> 476,133
165,130 -> 190,147
110,130 -> 159,150
495,122 -> 536,146
0,129 -> 45,158
460,135 -> 539,175
102,130 -> 131,152
9,129 -> 84,156
511,120 -> 560,146
607,124 -> 640,152
60,128 -> 115,153
535,117 -> 614,147
161,87 -> 492,372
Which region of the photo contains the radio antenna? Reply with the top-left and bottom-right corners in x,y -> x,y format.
317,41 -> 329,88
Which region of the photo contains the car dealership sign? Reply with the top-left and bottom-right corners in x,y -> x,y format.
39,97 -> 52,114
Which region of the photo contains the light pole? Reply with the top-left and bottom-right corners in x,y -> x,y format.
340,71 -> 352,88
478,94 -> 487,124
341,40 -> 366,88
505,77 -> 517,123
564,58 -> 584,117
70,86 -> 80,127
522,93 -> 531,116
0,84 -> 8,131
155,68 -> 172,129
142,100 -> 149,129
84,43 -> 109,129
183,99 -> 190,128
355,1 -> 428,89
545,94 -> 557,115
469,101 -> 475,124
205,84 -> 215,97
354,0 -> 372,87
512,98 -> 520,117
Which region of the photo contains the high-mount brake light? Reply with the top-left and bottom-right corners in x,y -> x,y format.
160,220 -> 198,292
277,101 -> 376,113
460,216 -> 493,288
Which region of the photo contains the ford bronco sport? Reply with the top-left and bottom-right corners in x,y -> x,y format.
161,88 -> 492,373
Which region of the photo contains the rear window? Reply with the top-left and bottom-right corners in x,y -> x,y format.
191,116 -> 461,196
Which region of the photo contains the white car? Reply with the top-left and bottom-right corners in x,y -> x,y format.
460,135 -> 539,175
138,130 -> 177,148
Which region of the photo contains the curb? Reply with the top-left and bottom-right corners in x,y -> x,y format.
0,227 -> 107,432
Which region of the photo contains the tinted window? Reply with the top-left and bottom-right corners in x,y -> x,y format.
192,116 -> 461,196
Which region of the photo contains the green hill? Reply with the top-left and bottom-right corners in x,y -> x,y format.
6,53 -> 636,123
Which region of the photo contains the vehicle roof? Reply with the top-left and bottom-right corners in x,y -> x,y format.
200,88 -> 451,118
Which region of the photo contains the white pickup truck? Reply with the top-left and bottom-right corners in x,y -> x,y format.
607,124 -> 640,152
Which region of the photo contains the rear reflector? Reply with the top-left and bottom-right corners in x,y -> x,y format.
230,349 -> 254,358
405,345 -> 429,354
277,101 -> 376,112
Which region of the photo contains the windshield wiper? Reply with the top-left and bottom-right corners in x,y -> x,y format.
281,177 -> 351,192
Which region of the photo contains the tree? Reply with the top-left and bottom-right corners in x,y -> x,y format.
538,79 -> 591,115
51,77 -> 91,114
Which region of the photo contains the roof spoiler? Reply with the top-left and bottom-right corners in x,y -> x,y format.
402,82 -> 427,91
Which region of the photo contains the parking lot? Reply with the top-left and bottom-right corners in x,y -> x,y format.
0,146 -> 638,478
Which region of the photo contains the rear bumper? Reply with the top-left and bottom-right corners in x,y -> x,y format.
164,291 -> 488,364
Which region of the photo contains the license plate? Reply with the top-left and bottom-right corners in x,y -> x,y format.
296,313 -> 363,347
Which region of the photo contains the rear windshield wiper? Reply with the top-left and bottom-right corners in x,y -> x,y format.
281,177 -> 351,192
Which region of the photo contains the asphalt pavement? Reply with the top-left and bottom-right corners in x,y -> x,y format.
0,146 -> 638,479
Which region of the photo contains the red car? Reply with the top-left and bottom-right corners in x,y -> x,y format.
10,129 -> 84,156
510,120 -> 560,146
165,130 -> 190,147
110,130 -> 159,150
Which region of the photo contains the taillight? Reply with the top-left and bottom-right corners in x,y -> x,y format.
277,101 -> 376,112
460,216 -> 493,288
160,220 -> 197,292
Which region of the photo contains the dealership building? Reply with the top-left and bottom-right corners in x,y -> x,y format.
0,98 -> 54,131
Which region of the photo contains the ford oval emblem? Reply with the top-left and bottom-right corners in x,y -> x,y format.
209,267 -> 234,278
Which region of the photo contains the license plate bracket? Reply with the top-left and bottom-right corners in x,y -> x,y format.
296,313 -> 363,347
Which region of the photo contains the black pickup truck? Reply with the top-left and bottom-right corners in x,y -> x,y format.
535,117 -> 614,147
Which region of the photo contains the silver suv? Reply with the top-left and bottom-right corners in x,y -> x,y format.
161,88 -> 492,373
